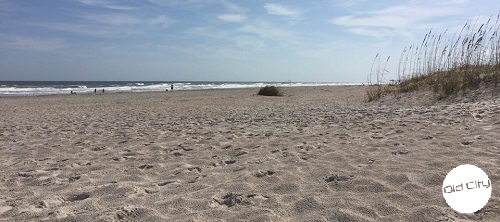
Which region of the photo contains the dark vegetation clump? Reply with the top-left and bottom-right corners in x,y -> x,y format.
366,14 -> 500,101
258,85 -> 283,96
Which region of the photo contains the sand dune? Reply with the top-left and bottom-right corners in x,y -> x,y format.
0,86 -> 499,221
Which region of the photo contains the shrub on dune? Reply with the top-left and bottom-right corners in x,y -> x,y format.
258,86 -> 283,96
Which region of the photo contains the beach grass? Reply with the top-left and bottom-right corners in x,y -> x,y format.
367,14 -> 500,101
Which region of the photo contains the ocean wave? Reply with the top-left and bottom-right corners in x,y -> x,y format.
0,82 -> 363,96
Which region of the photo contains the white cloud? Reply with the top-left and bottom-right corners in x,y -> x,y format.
221,0 -> 245,13
232,35 -> 266,50
2,37 -> 69,51
147,0 -> 181,6
217,14 -> 246,23
237,20 -> 299,48
103,5 -> 137,10
36,22 -> 139,38
78,0 -> 136,10
80,13 -> 140,26
347,27 -> 410,39
348,28 -> 390,38
184,26 -> 228,39
329,2 -> 469,38
239,20 -> 290,39
331,15 -> 408,29
79,0 -> 107,6
336,0 -> 366,6
151,15 -> 174,28
147,0 -> 215,7
264,3 -> 299,17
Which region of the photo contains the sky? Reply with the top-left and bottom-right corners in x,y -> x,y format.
0,0 -> 497,82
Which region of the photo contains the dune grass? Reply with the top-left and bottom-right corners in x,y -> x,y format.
258,85 -> 283,96
365,54 -> 396,101
367,14 -> 500,101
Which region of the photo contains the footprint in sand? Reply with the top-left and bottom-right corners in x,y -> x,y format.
391,149 -> 410,155
138,164 -> 154,170
214,192 -> 269,207
471,109 -> 487,122
64,193 -> 90,202
357,158 -> 375,167
91,146 -> 106,151
68,175 -> 81,182
461,140 -> 474,145
233,150 -> 248,157
187,166 -> 202,172
115,206 -> 149,221
323,174 -> 352,183
157,180 -> 179,186
0,206 -> 13,215
213,193 -> 250,207
254,170 -> 275,178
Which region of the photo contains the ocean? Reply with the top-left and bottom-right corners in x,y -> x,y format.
0,81 -> 362,96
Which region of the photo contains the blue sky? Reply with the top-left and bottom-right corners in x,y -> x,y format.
0,0 -> 497,82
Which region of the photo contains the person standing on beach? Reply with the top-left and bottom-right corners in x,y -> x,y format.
94,89 -> 97,93
171,84 -> 174,91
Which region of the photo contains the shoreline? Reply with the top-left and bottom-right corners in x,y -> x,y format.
0,85 -> 365,99
0,82 -> 365,97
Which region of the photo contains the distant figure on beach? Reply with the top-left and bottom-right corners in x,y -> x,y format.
102,89 -> 105,93
171,84 -> 174,91
70,91 -> 76,95
94,89 -> 97,93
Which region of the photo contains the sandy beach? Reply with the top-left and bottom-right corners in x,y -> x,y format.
0,86 -> 499,221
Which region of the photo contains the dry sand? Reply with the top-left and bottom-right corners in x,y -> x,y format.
0,86 -> 499,221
